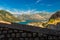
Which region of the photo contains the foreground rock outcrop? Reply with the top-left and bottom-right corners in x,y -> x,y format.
49,11 -> 60,20
0,23 -> 60,40
45,11 -> 60,30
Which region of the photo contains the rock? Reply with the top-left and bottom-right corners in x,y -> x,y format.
46,24 -> 56,29
49,11 -> 60,20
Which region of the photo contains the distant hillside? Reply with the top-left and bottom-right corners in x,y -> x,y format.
0,10 -> 21,23
17,13 -> 52,21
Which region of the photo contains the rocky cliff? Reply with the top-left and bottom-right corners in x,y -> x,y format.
45,11 -> 60,30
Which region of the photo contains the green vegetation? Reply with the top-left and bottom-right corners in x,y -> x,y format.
49,19 -> 55,23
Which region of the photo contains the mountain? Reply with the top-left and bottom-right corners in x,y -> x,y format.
12,14 -> 20,17
49,11 -> 60,20
18,14 -> 44,21
47,11 -> 60,25
16,13 -> 52,28
34,13 -> 52,21
44,11 -> 60,30
29,14 -> 46,20
0,10 -> 21,23
17,13 -> 52,22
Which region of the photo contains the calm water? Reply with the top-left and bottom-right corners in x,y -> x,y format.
19,20 -> 41,25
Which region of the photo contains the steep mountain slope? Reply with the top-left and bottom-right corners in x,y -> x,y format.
44,11 -> 60,30
49,11 -> 60,20
47,11 -> 60,25
0,10 -> 21,23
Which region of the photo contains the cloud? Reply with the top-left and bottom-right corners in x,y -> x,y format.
36,0 -> 42,4
17,10 -> 53,14
5,9 -> 53,14
0,6 -> 17,14
0,6 -> 54,15
18,9 -> 36,14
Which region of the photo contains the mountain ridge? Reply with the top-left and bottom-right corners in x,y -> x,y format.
0,10 -> 21,24
17,13 -> 52,21
44,11 -> 60,30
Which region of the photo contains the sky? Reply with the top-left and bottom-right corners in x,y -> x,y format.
0,0 -> 60,14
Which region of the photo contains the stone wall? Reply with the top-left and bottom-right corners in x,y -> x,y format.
0,27 -> 60,40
